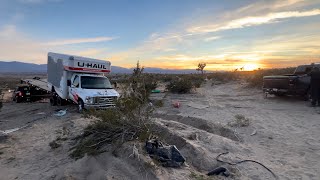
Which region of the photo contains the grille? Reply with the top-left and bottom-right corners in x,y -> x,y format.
95,96 -> 117,106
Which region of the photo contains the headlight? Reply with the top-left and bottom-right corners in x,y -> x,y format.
85,96 -> 94,104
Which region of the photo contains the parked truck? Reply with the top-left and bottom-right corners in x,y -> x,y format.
263,63 -> 320,98
22,52 -> 119,111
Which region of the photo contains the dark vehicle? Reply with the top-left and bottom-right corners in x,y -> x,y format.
12,86 -> 32,103
263,63 -> 320,98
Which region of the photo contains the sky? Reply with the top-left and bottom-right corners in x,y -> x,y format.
0,0 -> 320,71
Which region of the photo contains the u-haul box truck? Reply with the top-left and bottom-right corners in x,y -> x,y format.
47,52 -> 119,111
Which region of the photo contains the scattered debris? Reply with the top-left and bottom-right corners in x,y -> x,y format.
145,139 -> 185,167
172,101 -> 180,108
216,152 -> 277,179
207,166 -> 230,177
128,143 -> 140,161
151,89 -> 161,93
250,129 -> 257,136
54,109 -> 67,117
0,125 -> 28,135
187,102 -> 209,109
36,112 -> 46,115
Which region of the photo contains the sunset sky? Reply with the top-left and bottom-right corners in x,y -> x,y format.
1,0 -> 320,70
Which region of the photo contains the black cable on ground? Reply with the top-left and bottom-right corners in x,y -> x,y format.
216,152 -> 278,179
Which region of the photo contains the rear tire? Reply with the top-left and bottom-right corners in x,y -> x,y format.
15,96 -> 21,103
50,93 -> 57,106
274,92 -> 285,97
78,99 -> 84,113
304,88 -> 311,101
57,96 -> 63,106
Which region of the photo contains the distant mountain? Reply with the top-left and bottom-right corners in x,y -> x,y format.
0,61 -> 47,73
0,61 -> 199,74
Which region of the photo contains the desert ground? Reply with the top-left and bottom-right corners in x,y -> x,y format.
1,80 -> 320,180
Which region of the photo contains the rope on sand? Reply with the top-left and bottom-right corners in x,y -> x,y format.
216,152 -> 278,179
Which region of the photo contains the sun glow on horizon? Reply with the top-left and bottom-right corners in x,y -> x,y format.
242,64 -> 259,71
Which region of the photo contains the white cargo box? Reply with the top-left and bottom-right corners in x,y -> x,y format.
48,52 -> 111,73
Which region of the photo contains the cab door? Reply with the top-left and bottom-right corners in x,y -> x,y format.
69,75 -> 80,103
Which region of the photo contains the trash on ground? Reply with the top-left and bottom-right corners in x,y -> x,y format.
250,129 -> 257,136
151,89 -> 161,93
172,101 -> 180,108
0,125 -> 28,135
207,167 -> 230,177
36,112 -> 46,115
54,109 -> 67,117
187,102 -> 209,109
145,139 -> 185,167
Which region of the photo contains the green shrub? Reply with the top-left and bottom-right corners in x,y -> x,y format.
166,78 -> 193,93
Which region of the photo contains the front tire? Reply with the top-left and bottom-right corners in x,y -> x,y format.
78,99 -> 84,113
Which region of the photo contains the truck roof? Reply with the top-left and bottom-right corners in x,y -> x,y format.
48,52 -> 111,73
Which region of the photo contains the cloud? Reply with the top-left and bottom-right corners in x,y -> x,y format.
204,36 -> 221,42
188,9 -> 320,33
0,25 -> 45,63
0,25 -> 114,63
45,36 -> 116,46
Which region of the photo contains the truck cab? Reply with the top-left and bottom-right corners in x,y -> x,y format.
69,73 -> 119,111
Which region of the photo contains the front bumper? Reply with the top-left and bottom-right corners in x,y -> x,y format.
263,88 -> 288,94
84,104 -> 116,109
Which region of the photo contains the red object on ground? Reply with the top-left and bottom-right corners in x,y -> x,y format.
173,101 -> 180,108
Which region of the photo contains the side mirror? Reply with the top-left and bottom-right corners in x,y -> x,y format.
67,80 -> 71,86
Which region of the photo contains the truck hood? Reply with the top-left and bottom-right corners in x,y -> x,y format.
77,88 -> 119,98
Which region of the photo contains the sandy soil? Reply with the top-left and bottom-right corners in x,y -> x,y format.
1,81 -> 320,180
154,81 -> 320,179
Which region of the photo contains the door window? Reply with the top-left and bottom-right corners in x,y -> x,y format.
73,75 -> 80,88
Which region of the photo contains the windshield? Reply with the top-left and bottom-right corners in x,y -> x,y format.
81,76 -> 113,89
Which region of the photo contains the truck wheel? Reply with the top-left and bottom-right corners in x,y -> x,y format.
57,96 -> 63,106
50,95 -> 57,106
78,99 -> 84,113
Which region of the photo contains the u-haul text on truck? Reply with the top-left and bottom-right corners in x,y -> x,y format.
47,52 -> 119,111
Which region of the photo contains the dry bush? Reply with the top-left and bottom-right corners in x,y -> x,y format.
166,74 -> 205,93
228,114 -> 250,127
166,78 -> 193,93
70,62 -> 156,159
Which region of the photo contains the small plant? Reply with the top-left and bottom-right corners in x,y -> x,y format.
228,114 -> 250,127
153,99 -> 164,107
